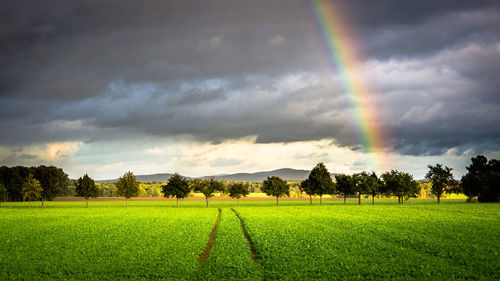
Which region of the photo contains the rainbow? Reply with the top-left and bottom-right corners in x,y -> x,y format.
306,0 -> 388,172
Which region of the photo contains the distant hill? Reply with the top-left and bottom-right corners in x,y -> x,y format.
98,168 -> 338,182
98,173 -> 176,183
206,168 -> 311,181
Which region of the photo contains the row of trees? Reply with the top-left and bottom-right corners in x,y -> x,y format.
1,155 -> 498,207
297,155 -> 498,204
71,172 -> 252,208
298,164 -> 423,205
60,155 -> 500,207
0,165 -> 69,205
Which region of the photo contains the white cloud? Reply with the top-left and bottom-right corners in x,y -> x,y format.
45,142 -> 82,161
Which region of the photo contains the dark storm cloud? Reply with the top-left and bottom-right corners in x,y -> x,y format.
1,0 -> 500,156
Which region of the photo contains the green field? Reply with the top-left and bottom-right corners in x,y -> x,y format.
1,201 -> 499,280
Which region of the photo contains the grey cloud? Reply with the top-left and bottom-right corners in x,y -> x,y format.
0,153 -> 41,166
1,0 -> 499,157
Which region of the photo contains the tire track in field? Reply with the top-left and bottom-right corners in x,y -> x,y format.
231,208 -> 260,261
198,208 -> 221,263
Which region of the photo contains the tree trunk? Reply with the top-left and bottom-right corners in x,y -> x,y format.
344,194 -> 346,205
437,195 -> 441,204
126,198 -> 128,208
206,197 -> 209,207
86,199 -> 88,208
320,195 -> 322,205
372,194 -> 375,205
398,197 -> 401,204
41,199 -> 44,208
237,198 -> 239,207
358,194 -> 361,205
309,195 -> 312,205
176,198 -> 179,207
276,196 -> 279,206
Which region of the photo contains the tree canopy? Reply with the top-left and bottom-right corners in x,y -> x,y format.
425,164 -> 458,204
299,179 -> 314,205
115,171 -> 139,207
307,163 -> 335,205
228,182 -> 250,206
381,170 -> 420,204
75,174 -> 99,208
354,171 -> 379,205
162,173 -> 191,207
34,165 -> 69,206
261,176 -> 290,205
0,165 -> 68,202
461,155 -> 500,202
0,183 -> 7,205
22,174 -> 43,208
335,174 -> 356,204
191,178 -> 225,207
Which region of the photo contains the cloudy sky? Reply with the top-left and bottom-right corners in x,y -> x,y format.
1,0 -> 499,180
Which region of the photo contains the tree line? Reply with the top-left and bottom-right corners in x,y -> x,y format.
0,155 -> 498,207
0,166 -> 69,206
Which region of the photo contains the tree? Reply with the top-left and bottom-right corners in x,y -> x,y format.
0,183 -> 7,207
115,171 -> 139,207
461,155 -> 500,202
307,163 -> 335,205
191,178 -> 225,207
22,174 -> 43,208
3,166 -> 31,201
75,174 -> 99,208
425,164 -> 458,204
162,173 -> 191,207
228,182 -> 250,206
335,174 -> 356,204
354,171 -> 379,205
261,176 -> 290,206
381,170 -> 420,204
34,165 -> 68,208
299,179 -> 314,205
365,172 -> 380,204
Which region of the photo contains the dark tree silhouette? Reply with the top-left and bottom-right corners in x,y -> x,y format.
0,183 -> 7,206
353,171 -> 379,205
228,182 -> 250,206
461,155 -> 500,202
299,179 -> 314,205
381,170 -> 419,204
162,173 -> 191,207
191,178 -> 225,207
75,174 -> 100,208
335,174 -> 356,204
425,164 -> 458,204
307,163 -> 335,205
262,176 -> 290,206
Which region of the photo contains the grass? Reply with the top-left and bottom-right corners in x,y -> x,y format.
0,201 -> 498,280
0,206 -> 218,280
236,204 -> 500,280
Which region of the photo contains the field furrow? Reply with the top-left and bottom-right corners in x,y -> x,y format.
195,209 -> 263,281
